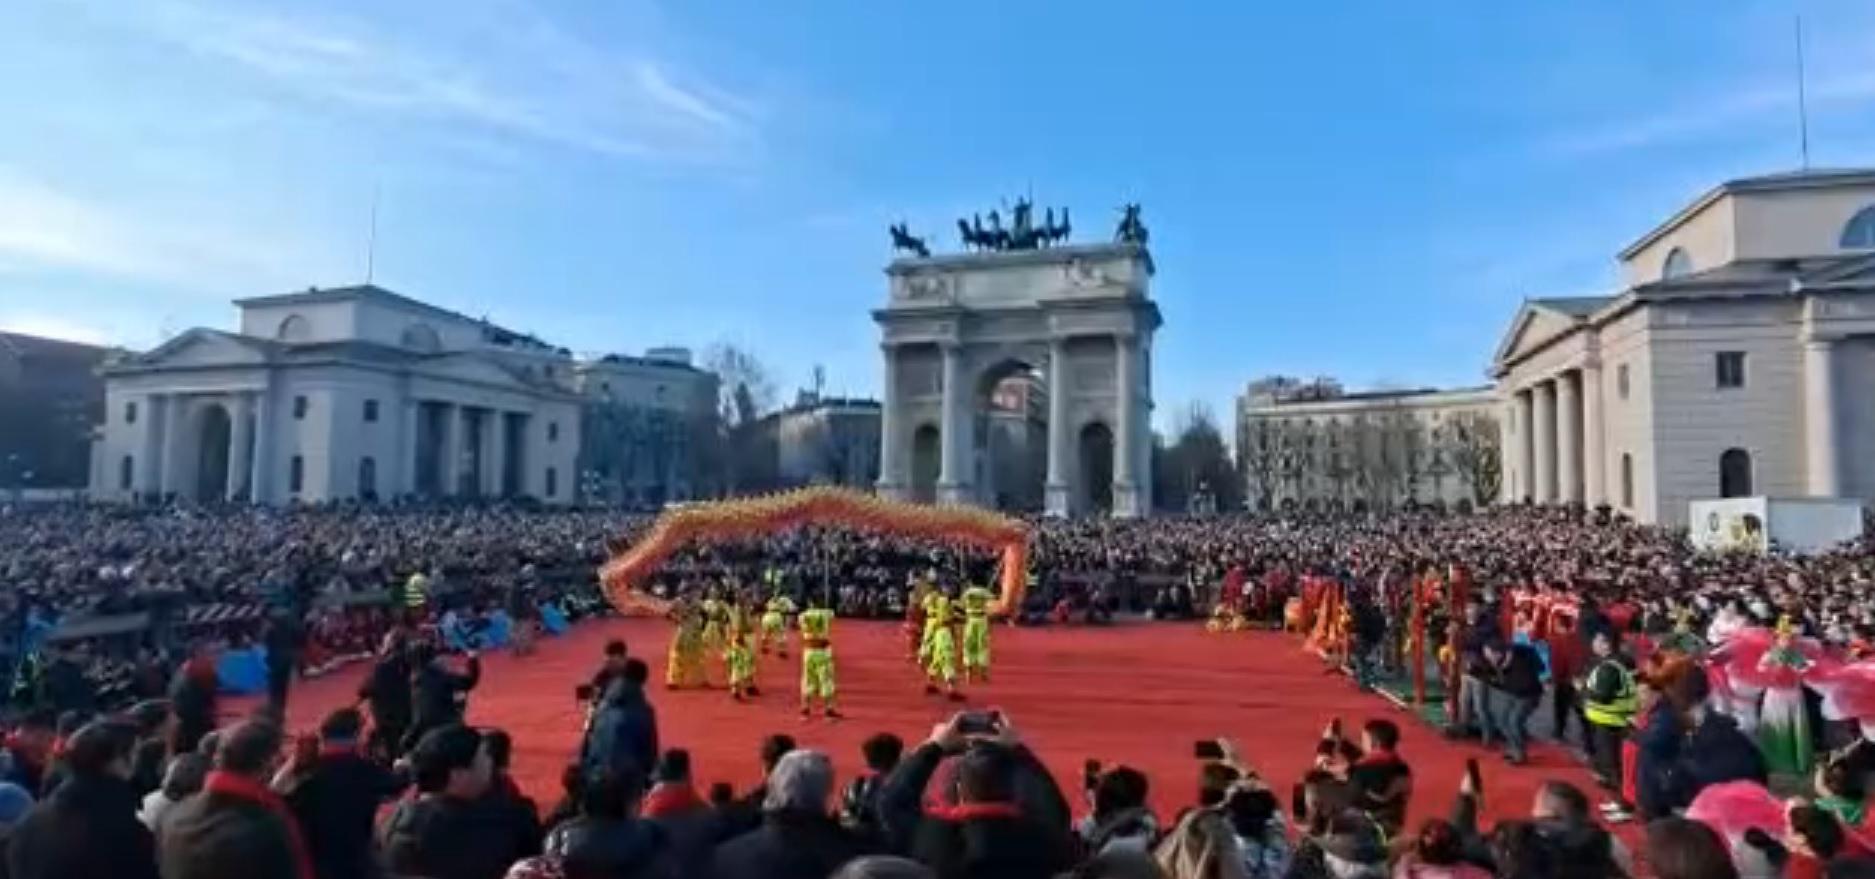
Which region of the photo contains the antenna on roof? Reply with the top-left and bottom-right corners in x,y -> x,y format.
365,184 -> 381,285
1796,14 -> 1811,171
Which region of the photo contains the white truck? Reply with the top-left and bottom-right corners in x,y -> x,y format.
1687,496 -> 1865,555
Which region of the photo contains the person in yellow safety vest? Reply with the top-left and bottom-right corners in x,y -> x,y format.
402,570 -> 431,625
1579,629 -> 1638,821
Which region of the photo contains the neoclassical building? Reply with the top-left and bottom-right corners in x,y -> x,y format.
1236,382 -> 1500,511
573,348 -> 719,505
1493,168 -> 1875,525
92,285 -> 583,505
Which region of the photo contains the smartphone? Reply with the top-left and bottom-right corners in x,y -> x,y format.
574,684 -> 595,702
957,710 -> 1002,735
1193,739 -> 1225,760
1082,759 -> 1102,790
1328,717 -> 1344,739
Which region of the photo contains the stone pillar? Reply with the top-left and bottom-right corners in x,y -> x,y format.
250,390 -> 272,503
1516,390 -> 1535,503
1556,371 -> 1581,504
1583,364 -> 1606,506
485,410 -> 508,497
401,401 -> 421,497
1532,380 -> 1556,503
1113,333 -> 1144,518
875,344 -> 905,500
1044,337 -> 1072,517
1804,337 -> 1842,497
936,343 -> 970,505
226,394 -> 254,501
157,396 -> 180,498
440,403 -> 462,496
141,394 -> 166,496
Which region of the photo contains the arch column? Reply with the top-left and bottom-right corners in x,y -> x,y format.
158,396 -> 181,498
936,342 -> 972,505
1556,371 -> 1581,504
1804,336 -> 1842,496
1112,332 -> 1145,518
250,389 -> 273,504
1044,336 -> 1072,517
875,343 -> 907,501
1583,363 -> 1605,506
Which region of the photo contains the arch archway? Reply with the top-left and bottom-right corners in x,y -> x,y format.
909,424 -> 941,503
1078,422 -> 1114,513
974,358 -> 1046,512
193,404 -> 232,501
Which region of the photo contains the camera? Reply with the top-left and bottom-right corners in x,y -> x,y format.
1193,739 -> 1225,760
574,684 -> 595,703
956,710 -> 1002,735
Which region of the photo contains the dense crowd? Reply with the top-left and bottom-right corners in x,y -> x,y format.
3,499 -> 1875,878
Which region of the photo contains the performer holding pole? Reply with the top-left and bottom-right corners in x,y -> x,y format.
798,599 -> 841,720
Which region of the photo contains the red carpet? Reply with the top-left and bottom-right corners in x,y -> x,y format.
267,618 -> 1608,830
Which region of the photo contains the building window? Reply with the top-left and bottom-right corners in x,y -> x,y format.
1842,205 -> 1875,249
1620,453 -> 1634,508
1720,448 -> 1753,498
548,421 -> 559,443
363,399 -> 379,423
289,455 -> 305,493
125,401 -> 138,424
1662,247 -> 1694,280
293,395 -> 309,419
545,467 -> 558,498
359,457 -> 378,500
1715,351 -> 1747,389
119,455 -> 133,490
276,314 -> 311,341
1616,364 -> 1630,400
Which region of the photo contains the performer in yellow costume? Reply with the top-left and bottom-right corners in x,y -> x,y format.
761,591 -> 797,658
700,591 -> 728,657
918,585 -> 948,666
725,600 -> 759,701
924,589 -> 962,700
798,603 -> 841,719
959,582 -> 995,683
665,599 -> 708,690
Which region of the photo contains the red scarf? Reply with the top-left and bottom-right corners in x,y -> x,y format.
204,771 -> 315,879
1355,748 -> 1402,768
929,802 -> 1023,822
642,782 -> 705,818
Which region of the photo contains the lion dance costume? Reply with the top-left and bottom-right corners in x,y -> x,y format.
960,583 -> 995,683
798,606 -> 840,718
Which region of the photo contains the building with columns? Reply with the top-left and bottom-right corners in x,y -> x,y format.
91,285 -> 583,505
1236,383 -> 1500,512
1492,168 -> 1875,525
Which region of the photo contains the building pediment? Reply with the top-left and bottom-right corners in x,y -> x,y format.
119,329 -> 275,371
1491,297 -> 1611,372
416,353 -> 567,395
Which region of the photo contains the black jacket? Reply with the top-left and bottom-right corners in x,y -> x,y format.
1492,643 -> 1545,700
168,666 -> 219,754
358,654 -> 412,730
1669,712 -> 1766,811
409,657 -> 480,738
581,680 -> 659,782
6,773 -> 160,879
709,811 -> 862,879
157,786 -> 302,879
544,815 -> 668,879
379,793 -> 526,879
877,743 -> 1075,879
285,752 -> 408,879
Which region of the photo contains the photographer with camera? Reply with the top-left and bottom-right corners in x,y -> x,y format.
876,710 -> 1075,879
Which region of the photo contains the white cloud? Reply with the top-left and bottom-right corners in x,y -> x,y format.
1544,69 -> 1875,159
0,313 -> 113,346
112,0 -> 762,165
0,169 -> 329,296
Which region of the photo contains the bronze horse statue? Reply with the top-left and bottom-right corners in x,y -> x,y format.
889,222 -> 930,258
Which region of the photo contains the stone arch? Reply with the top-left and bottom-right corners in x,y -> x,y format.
1078,421 -> 1114,513
909,423 -> 941,503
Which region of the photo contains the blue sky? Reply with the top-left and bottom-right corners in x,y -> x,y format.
6,1 -> 1875,427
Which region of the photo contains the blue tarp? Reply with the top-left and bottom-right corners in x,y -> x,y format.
217,646 -> 269,695
541,602 -> 569,636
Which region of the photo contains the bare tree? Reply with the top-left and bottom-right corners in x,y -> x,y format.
702,342 -> 779,494
1444,410 -> 1503,506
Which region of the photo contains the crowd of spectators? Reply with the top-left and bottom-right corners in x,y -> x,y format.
5,498 -> 1875,877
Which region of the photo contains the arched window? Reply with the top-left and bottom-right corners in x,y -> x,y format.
1662,247 -> 1694,280
1720,448 -> 1753,498
1620,453 -> 1634,508
1842,206 -> 1875,249
119,455 -> 134,490
276,314 -> 311,341
358,457 -> 378,500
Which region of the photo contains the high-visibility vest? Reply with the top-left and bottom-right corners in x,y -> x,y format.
1582,659 -> 1637,727
404,573 -> 430,608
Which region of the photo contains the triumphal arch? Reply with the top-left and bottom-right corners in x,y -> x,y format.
875,203 -> 1161,517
